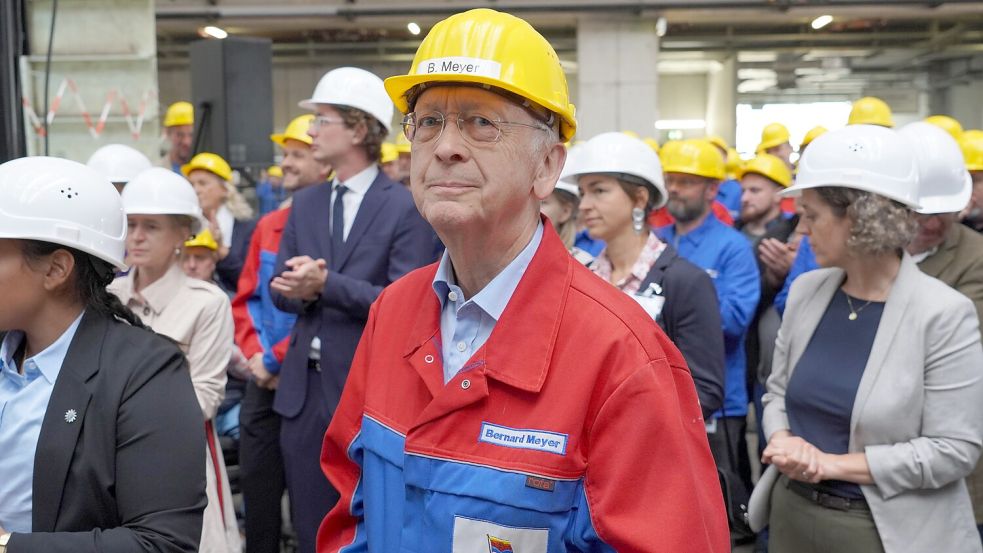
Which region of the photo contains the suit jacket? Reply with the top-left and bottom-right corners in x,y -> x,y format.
271,171 -> 436,419
216,217 -> 257,293
918,222 -> 983,523
8,311 -> 206,553
639,244 -> 726,418
762,255 -> 983,553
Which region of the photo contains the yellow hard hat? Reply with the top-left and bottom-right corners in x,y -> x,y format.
395,132 -> 412,154
800,126 -> 828,149
741,153 -> 792,188
961,129 -> 983,172
270,114 -> 315,147
621,130 -> 640,139
924,115 -> 963,141
706,135 -> 728,153
383,8 -> 577,142
848,96 -> 894,127
661,139 -> 726,181
163,101 -> 194,127
267,165 -> 283,178
756,123 -> 791,153
642,137 -> 660,153
184,228 -> 219,251
181,152 -> 232,182
380,142 -> 399,164
725,147 -> 744,179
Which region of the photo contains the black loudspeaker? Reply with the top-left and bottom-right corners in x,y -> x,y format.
190,36 -> 273,168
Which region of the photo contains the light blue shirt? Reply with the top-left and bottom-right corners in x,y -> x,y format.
432,222 -> 543,383
0,311 -> 84,532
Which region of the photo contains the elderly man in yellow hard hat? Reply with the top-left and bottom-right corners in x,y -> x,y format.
316,8 -> 729,553
160,101 -> 195,174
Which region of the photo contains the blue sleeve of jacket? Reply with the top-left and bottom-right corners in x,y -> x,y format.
270,204 -> 308,316
774,236 -> 817,316
716,238 -> 761,340
317,199 -> 436,321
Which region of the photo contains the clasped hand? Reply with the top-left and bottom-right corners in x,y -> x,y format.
762,431 -> 829,484
270,256 -> 328,301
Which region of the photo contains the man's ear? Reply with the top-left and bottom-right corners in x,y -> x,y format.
42,249 -> 76,293
532,143 -> 567,200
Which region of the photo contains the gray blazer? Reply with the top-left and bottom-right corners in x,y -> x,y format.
762,254 -> 983,553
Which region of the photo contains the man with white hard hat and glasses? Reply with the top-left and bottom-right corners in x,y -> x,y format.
267,67 -> 436,553
316,9 -> 729,553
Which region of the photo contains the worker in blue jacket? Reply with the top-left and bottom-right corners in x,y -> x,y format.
657,138 -> 761,512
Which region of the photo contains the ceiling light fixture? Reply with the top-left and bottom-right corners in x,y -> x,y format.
811,15 -> 833,30
203,25 -> 228,39
407,22 -> 421,36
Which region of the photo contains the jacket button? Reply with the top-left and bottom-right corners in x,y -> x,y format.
461,379 -> 471,390
142,306 -> 151,316
424,354 -> 434,364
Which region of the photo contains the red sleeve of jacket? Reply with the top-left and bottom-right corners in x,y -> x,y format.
584,347 -> 730,552
272,335 -> 289,364
231,219 -> 265,360
316,299 -> 379,553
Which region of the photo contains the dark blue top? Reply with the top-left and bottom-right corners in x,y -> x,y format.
786,288 -> 884,499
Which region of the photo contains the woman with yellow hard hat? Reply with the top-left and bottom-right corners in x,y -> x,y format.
108,167 -> 242,553
182,152 -> 257,292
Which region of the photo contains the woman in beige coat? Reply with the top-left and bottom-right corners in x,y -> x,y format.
108,167 -> 242,553
759,125 -> 983,553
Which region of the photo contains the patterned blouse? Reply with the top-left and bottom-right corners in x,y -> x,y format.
590,232 -> 667,294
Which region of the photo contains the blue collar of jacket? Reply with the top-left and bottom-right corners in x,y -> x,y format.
658,211 -> 723,249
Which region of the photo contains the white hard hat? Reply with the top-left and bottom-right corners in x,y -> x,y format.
0,156 -> 127,268
299,67 -> 394,133
554,143 -> 583,197
781,124 -> 920,209
899,122 -> 972,215
86,144 -> 152,185
561,132 -> 668,209
121,167 -> 208,233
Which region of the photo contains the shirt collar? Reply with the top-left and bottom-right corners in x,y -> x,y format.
0,311 -> 84,384
432,222 -> 545,321
662,210 -> 720,247
123,263 -> 186,315
334,164 -> 379,196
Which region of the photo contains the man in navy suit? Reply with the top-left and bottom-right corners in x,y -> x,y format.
269,67 -> 437,553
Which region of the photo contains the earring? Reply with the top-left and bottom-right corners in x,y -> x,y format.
174,247 -> 183,257
632,207 -> 645,234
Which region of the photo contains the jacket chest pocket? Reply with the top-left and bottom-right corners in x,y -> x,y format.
400,453 -> 581,553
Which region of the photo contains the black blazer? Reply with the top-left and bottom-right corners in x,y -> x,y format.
271,172 -> 437,420
639,244 -> 726,418
7,311 -> 206,553
215,218 -> 257,293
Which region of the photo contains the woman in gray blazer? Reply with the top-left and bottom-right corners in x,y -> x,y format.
759,125 -> 983,553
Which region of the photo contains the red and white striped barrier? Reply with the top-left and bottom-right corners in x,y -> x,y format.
22,78 -> 158,140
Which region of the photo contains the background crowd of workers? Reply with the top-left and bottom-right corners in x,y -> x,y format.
2,6 -> 983,553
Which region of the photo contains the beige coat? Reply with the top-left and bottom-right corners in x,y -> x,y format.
109,264 -> 241,553
763,255 -> 983,553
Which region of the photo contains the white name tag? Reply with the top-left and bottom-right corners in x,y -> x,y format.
452,515 -> 548,553
479,422 -> 568,456
417,56 -> 502,79
630,293 -> 665,320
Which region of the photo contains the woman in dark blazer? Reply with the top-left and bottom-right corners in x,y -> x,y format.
0,157 -> 205,553
563,132 -> 726,417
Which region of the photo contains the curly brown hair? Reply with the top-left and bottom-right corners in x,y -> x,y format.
814,187 -> 916,255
